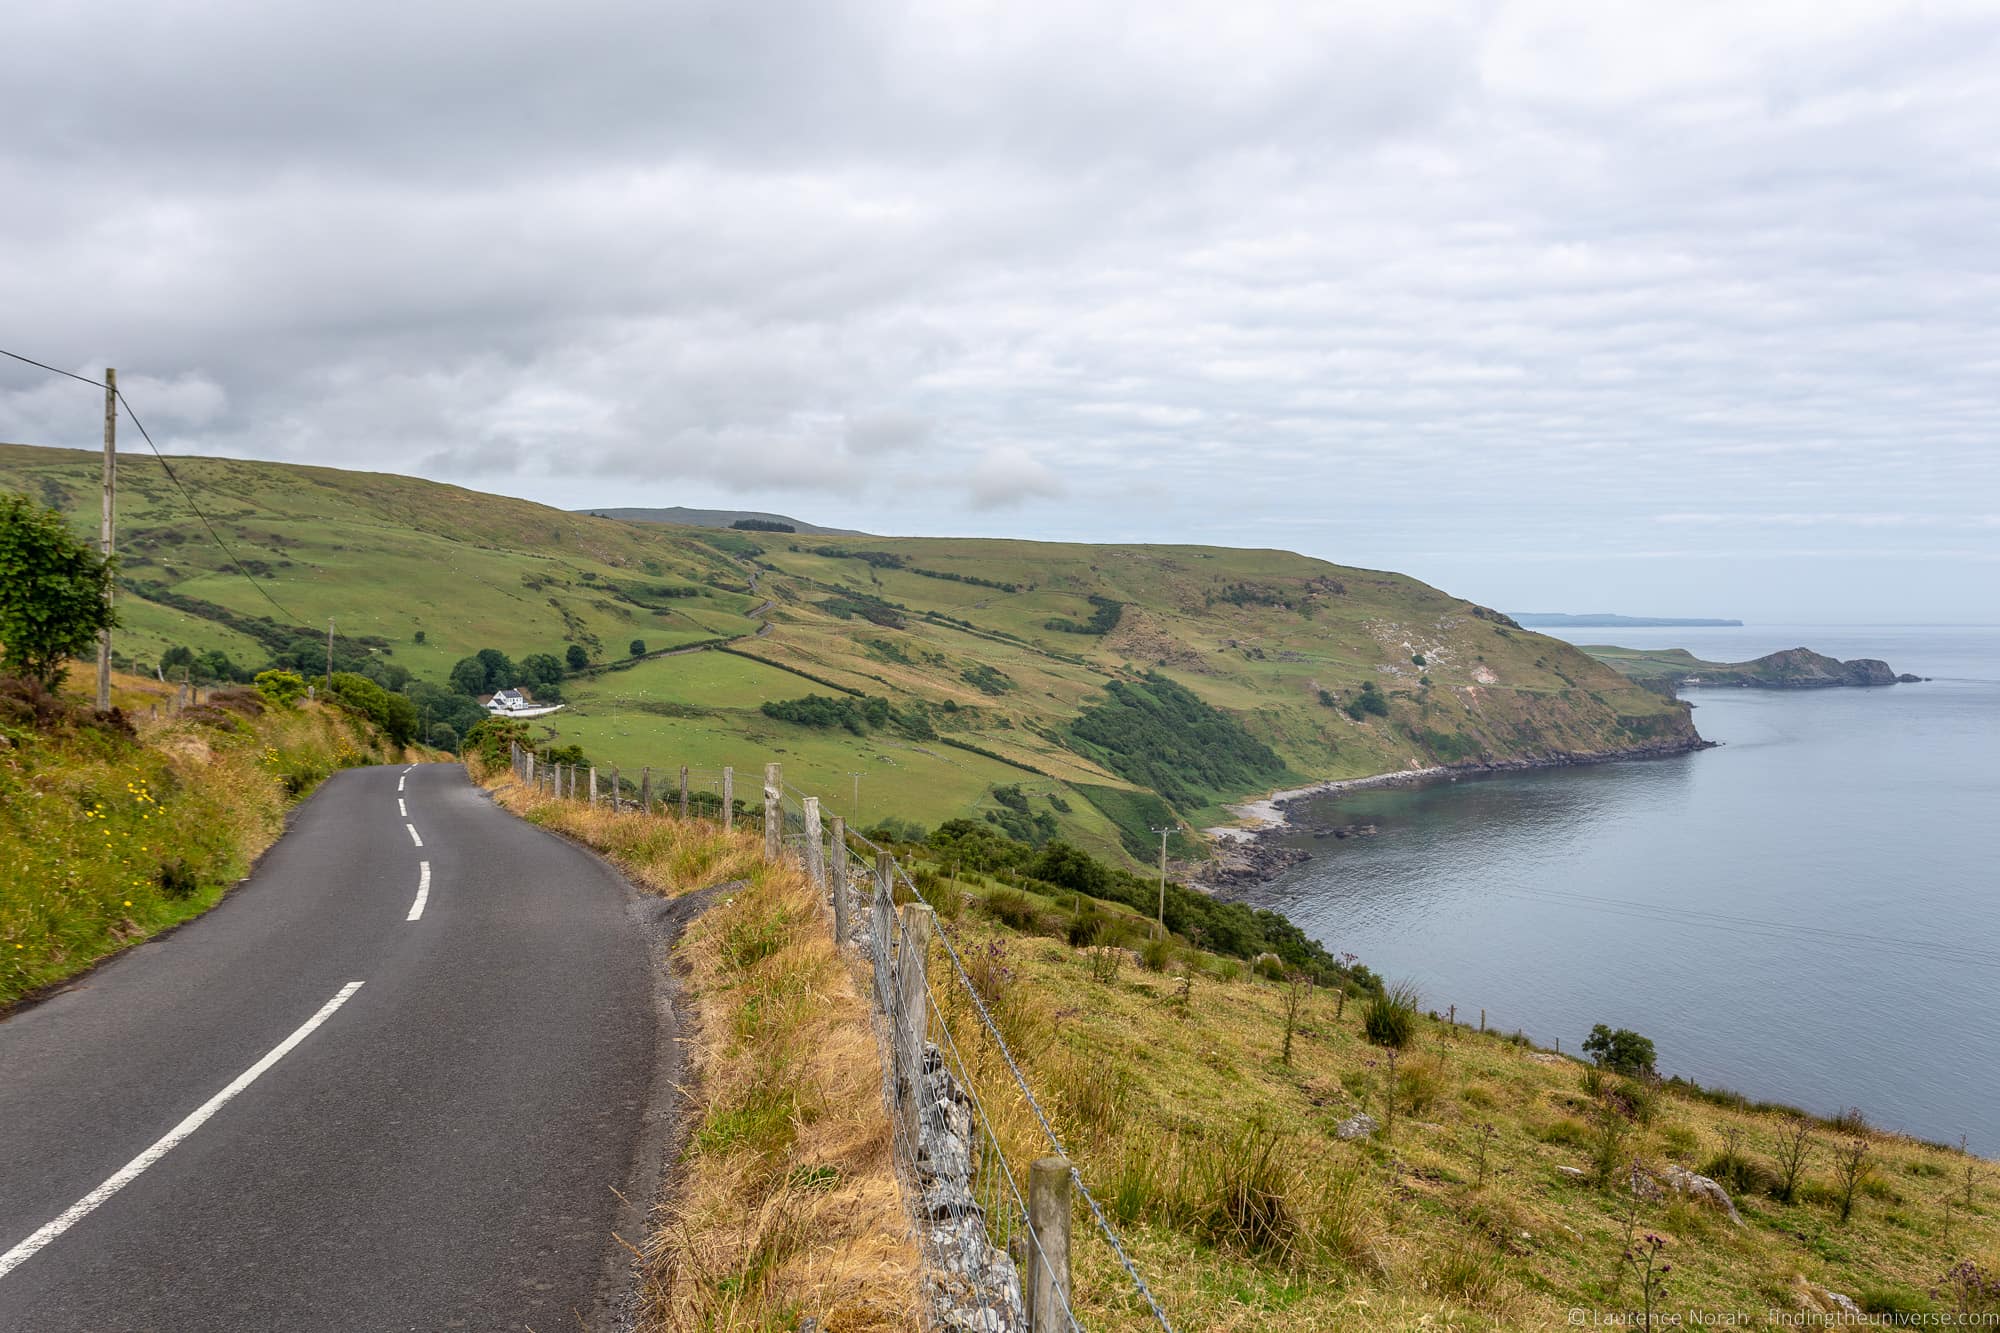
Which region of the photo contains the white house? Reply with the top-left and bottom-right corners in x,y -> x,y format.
482,687 -> 566,719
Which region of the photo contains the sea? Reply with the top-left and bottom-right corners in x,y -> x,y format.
1253,625 -> 2000,1152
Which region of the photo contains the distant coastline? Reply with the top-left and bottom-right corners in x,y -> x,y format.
1198,736 -> 1711,891
1512,612 -> 1744,628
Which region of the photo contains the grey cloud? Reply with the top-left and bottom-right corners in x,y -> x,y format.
2,1 -> 1998,619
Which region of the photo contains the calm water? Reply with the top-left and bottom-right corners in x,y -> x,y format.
1256,625 -> 2000,1151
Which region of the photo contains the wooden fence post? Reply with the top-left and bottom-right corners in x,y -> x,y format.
829,815 -> 850,944
510,740 -> 520,776
1027,1156 -> 1074,1332
895,902 -> 935,1142
679,764 -> 690,819
803,797 -> 825,892
588,767 -> 598,806
721,767 -> 734,830
640,766 -> 652,814
609,766 -> 620,812
763,763 -> 782,862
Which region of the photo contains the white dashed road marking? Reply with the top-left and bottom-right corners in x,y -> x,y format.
407,861 -> 431,922
406,824 -> 423,848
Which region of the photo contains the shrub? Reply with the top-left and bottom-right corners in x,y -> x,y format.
565,644 -> 589,670
1086,945 -> 1123,984
1589,1114 -> 1631,1188
1193,1126 -> 1297,1257
253,669 -> 307,709
1363,981 -> 1421,1049
628,638 -> 646,657
1140,934 -> 1174,972
1583,1024 -> 1657,1076
983,888 -> 1040,931
1702,1150 -> 1780,1199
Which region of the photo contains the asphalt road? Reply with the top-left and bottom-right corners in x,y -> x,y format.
0,763 -> 663,1331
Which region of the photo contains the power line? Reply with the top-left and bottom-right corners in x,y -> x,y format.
113,389 -> 309,629
1,344 -> 311,631
0,346 -> 105,389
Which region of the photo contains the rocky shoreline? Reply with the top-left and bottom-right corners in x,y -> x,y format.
1196,737 -> 1714,895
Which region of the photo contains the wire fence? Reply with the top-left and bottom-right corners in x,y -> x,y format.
510,747 -> 1175,1333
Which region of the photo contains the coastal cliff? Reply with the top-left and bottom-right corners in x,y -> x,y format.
1584,644 -> 1922,691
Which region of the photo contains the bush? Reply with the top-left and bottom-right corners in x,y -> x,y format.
628,639 -> 646,657
1702,1150 -> 1780,1199
565,644 -> 589,670
253,669 -> 307,709
1583,1024 -> 1656,1076
1140,934 -> 1174,972
1363,981 -> 1421,1049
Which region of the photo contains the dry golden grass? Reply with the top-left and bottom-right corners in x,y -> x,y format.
485,774 -> 920,1331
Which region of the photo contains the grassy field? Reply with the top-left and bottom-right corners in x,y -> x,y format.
2,444 -> 1699,867
0,667 -> 414,1006
898,866 -> 2000,1330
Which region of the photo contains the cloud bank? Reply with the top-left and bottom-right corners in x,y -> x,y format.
4,0 -> 1997,619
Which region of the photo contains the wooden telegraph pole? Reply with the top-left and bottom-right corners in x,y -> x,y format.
94,368 -> 116,712
325,618 -> 335,691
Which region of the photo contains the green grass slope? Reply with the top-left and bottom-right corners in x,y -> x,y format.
1,444 -> 1698,864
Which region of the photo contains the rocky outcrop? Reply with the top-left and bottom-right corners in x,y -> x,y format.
1630,1163 -> 1744,1225
1196,838 -> 1311,892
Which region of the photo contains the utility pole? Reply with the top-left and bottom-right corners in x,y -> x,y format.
1150,825 -> 1174,938
325,618 -> 335,691
848,771 -> 866,825
94,368 -> 116,712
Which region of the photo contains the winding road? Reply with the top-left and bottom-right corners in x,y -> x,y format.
0,764 -> 667,1331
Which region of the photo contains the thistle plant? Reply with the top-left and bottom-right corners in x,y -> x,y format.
1622,1233 -> 1672,1328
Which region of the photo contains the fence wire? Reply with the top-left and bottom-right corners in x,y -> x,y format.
509,747 -> 1173,1332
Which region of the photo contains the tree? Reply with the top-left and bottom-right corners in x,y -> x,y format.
518,653 -> 565,692
474,647 -> 516,688
412,629 -> 426,644
628,638 -> 646,658
448,656 -> 489,696
1583,1025 -> 1657,1077
565,644 -> 589,671
0,491 -> 117,688
427,723 -> 459,752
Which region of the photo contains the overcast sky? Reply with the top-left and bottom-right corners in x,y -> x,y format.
5,1 -> 1998,622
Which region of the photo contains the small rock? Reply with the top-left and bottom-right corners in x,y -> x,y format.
1556,1165 -> 1589,1181
1335,1113 -> 1379,1141
1628,1162 -> 1664,1201
1663,1164 -> 1744,1225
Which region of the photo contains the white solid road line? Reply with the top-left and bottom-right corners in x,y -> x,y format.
0,981 -> 365,1283
407,861 -> 431,921
398,798 -> 407,817
406,823 -> 423,848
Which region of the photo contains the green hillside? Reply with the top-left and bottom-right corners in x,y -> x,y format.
0,443 -> 1698,864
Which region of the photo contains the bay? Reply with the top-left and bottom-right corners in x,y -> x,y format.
1254,625 -> 2000,1151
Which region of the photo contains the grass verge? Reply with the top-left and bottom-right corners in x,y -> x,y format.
481,772 -> 919,1332
1,669 -> 409,1007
